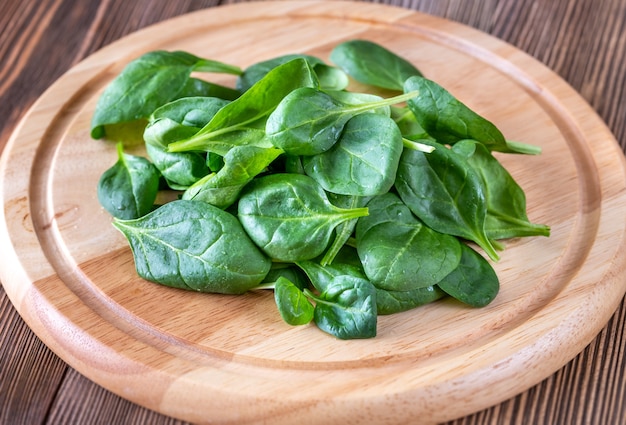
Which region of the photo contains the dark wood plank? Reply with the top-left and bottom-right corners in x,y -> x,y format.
0,0 -> 624,424
0,292 -> 68,425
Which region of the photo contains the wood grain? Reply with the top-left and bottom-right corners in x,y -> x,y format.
1,1 -> 624,424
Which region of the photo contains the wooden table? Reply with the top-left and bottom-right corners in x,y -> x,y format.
1,0 -> 624,424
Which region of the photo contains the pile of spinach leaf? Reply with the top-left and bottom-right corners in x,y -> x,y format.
93,40 -> 549,340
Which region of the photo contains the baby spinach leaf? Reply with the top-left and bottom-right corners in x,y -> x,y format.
436,242 -> 499,307
143,97 -> 230,188
145,135 -> 208,189
237,174 -> 369,262
330,39 -> 423,91
149,96 -> 229,127
314,64 -> 350,91
305,275 -> 377,340
395,141 -> 500,261
182,146 -> 282,209
168,58 -> 318,153
391,105 -> 433,140
206,152 -> 224,172
236,54 -> 324,92
236,53 -> 346,92
356,193 -> 462,291
297,255 -> 367,293
97,143 -> 160,219
266,87 -> 419,156
91,50 -> 241,139
274,277 -> 315,326
178,77 -> 241,101
376,285 -> 446,315
262,265 -> 310,291
320,193 -> 371,266
404,76 -> 541,155
325,90 -> 391,116
283,155 -> 306,175
113,199 -> 271,294
302,113 -> 403,196
452,140 -> 550,239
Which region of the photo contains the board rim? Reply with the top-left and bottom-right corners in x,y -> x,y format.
1,1 -> 626,423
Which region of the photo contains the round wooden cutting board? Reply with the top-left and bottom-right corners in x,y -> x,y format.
2,1 -> 626,424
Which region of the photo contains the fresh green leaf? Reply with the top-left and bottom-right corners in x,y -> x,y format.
297,258 -> 367,293
314,64 -> 350,91
274,277 -> 315,325
356,193 -> 462,290
330,39 -> 422,91
97,143 -> 160,219
302,113 -> 403,196
325,90 -> 392,116
91,50 -> 240,138
395,140 -> 500,261
143,97 -> 230,188
182,145 -> 282,208
320,193 -> 371,266
168,58 -> 319,153
113,199 -> 271,294
262,265 -> 310,291
436,242 -> 499,307
376,285 -> 446,315
177,77 -> 241,101
237,174 -> 369,262
452,140 -> 550,239
306,275 -> 377,340
236,54 -> 324,92
404,76 -> 541,154
266,87 -> 419,156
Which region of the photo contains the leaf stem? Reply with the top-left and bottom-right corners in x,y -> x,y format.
250,282 -> 276,291
345,90 -> 420,115
402,138 -> 435,153
506,140 -> 542,155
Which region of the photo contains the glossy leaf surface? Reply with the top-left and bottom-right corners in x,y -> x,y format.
113,200 -> 271,294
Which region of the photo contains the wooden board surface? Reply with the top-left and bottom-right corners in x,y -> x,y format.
1,1 -> 626,424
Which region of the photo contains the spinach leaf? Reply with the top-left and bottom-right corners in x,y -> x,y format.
273,277 -> 315,326
113,199 -> 271,294
302,113 -> 403,196
404,76 -> 541,155
149,96 -> 229,127
145,129 -> 208,189
143,97 -> 229,188
266,87 -> 419,155
356,193 -> 462,291
436,242 -> 499,307
325,90 -> 392,116
395,141 -> 500,261
206,152 -> 224,172
237,173 -> 369,262
97,143 -> 160,219
262,265 -> 310,290
376,285 -> 446,315
182,145 -> 282,209
284,155 -> 306,174
452,140 -> 550,239
391,105 -> 433,140
178,77 -> 241,101
236,53 -> 347,92
330,39 -> 422,91
91,50 -> 241,138
236,54 -> 324,92
297,257 -> 367,293
168,58 -> 318,153
314,64 -> 350,91
320,193 -> 371,266
305,275 -> 377,340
